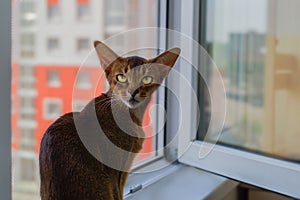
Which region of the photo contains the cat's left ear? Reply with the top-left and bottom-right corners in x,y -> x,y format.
150,47 -> 181,80
94,41 -> 119,76
153,47 -> 181,69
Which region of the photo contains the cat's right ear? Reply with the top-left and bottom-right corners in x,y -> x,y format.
94,41 -> 119,76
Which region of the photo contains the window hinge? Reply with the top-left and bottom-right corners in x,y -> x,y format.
129,184 -> 143,194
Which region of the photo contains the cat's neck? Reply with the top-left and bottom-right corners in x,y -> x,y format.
129,97 -> 150,126
104,90 -> 150,126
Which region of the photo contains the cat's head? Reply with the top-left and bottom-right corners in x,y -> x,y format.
94,41 -> 180,109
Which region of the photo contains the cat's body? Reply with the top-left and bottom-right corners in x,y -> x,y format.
39,41 -> 180,200
40,94 -> 144,199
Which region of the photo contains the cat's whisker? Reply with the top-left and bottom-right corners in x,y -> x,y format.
94,97 -> 110,105
96,99 -> 112,111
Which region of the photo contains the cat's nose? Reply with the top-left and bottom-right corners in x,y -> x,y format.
129,88 -> 139,98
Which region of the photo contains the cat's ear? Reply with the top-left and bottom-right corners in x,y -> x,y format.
154,47 -> 181,69
94,41 -> 119,75
151,47 -> 181,81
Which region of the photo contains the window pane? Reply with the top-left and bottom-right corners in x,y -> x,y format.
203,0 -> 300,161
77,3 -> 91,21
47,38 -> 60,53
76,38 -> 90,53
20,0 -> 36,26
47,70 -> 61,87
76,71 -> 91,88
20,158 -> 36,181
43,98 -> 62,120
12,0 -> 157,199
47,0 -> 60,21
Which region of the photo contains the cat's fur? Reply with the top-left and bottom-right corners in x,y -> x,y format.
39,41 -> 180,200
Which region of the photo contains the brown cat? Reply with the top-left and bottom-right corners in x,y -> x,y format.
39,41 -> 180,200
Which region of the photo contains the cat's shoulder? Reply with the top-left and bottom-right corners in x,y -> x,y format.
41,112 -> 79,145
80,93 -> 111,114
48,112 -> 79,130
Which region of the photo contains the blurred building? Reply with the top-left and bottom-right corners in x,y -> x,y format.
227,32 -> 265,106
12,0 -> 155,199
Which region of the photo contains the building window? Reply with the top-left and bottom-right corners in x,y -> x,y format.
20,97 -> 35,109
20,65 -> 34,78
20,158 -> 36,181
20,33 -> 35,46
20,129 -> 35,151
47,0 -> 60,21
20,33 -> 35,58
20,113 -> 35,121
47,38 -> 60,53
20,50 -> 35,58
20,1 -> 35,13
77,0 -> 91,21
47,70 -> 61,87
20,1 -> 36,26
73,100 -> 88,112
20,81 -> 35,90
43,98 -> 62,120
76,71 -> 91,89
77,38 -> 90,53
104,0 -> 126,36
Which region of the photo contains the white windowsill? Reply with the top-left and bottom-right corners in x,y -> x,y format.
124,162 -> 238,200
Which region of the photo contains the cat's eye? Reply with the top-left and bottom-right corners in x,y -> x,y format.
142,76 -> 153,85
116,74 -> 128,83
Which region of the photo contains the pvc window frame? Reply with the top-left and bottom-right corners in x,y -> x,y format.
173,0 -> 300,199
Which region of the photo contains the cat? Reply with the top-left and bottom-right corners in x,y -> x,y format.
39,40 -> 180,200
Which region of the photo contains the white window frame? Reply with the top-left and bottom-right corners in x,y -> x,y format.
172,0 -> 300,199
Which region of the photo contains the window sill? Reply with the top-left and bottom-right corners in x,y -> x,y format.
125,162 -> 238,200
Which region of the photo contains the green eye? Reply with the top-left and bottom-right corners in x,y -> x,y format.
142,76 -> 153,85
116,74 -> 128,83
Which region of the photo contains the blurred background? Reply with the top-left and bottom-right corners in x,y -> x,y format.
204,0 -> 300,160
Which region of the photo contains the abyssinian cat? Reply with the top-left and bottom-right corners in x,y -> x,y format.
39,41 -> 180,200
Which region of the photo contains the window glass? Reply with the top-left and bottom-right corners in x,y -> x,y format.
20,34 -> 35,58
76,71 -> 91,89
43,98 -> 62,120
77,38 -> 90,53
203,0 -> 300,161
47,38 -> 60,53
12,0 -> 157,199
47,0 -> 60,21
47,70 -> 61,87
20,158 -> 36,181
77,0 -> 91,21
20,33 -> 35,46
20,65 -> 34,77
73,100 -> 88,112
20,0 -> 36,26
